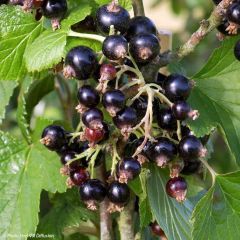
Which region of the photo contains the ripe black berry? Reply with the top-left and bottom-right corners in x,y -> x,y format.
70,167 -> 89,186
157,108 -> 177,131
107,181 -> 130,205
60,151 -> 84,171
82,108 -> 104,130
129,34 -> 160,64
155,72 -> 167,88
96,3 -> 130,34
42,0 -> 67,19
41,125 -> 67,151
131,96 -> 148,122
113,107 -> 138,134
166,177 -> 187,202
179,135 -> 207,159
117,157 -> 141,183
181,159 -> 201,175
64,46 -> 97,80
102,90 -> 126,116
150,221 -> 166,237
77,85 -> 100,109
227,3 -> 240,25
125,16 -> 157,40
79,179 -> 106,210
102,35 -> 128,61
99,64 -> 117,81
134,137 -> 154,161
164,74 -> 192,101
172,101 -> 198,120
152,138 -> 177,167
234,40 -> 240,60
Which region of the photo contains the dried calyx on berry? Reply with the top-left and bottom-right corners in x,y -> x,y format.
172,101 -> 199,120
79,179 -> 107,210
117,157 -> 141,183
82,108 -> 104,130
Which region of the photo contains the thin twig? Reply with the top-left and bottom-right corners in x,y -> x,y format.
131,0 -> 145,16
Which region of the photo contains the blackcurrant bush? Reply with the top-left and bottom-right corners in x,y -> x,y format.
227,3 -> 240,25
117,157 -> 141,183
157,108 -> 177,131
131,96 -> 148,122
125,16 -> 157,40
181,159 -> 201,175
41,125 -> 67,151
166,176 -> 187,202
99,64 -> 117,81
129,34 -> 160,64
152,137 -> 177,167
102,35 -> 128,61
70,167 -> 90,186
82,108 -> 104,130
234,40 -> 240,60
164,74 -> 192,101
179,135 -> 207,159
107,181 -> 130,205
64,46 -> 97,80
77,85 -> 100,109
150,221 -> 166,237
96,3 -> 130,34
102,90 -> 126,116
42,0 -> 67,19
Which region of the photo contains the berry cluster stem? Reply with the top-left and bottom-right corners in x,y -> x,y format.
68,30 -> 105,43
131,0 -> 145,16
199,158 -> 217,185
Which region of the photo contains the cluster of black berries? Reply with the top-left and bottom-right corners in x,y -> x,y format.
40,0 -> 209,212
213,0 -> 240,60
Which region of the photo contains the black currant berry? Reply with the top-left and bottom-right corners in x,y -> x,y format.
227,3 -> 240,25
157,108 -> 177,131
79,179 -> 106,210
107,181 -> 130,205
96,3 -> 130,34
150,221 -> 166,237
166,177 -> 187,202
77,85 -> 100,109
129,34 -> 160,64
131,96 -> 148,122
164,74 -> 192,101
234,40 -> 240,60
152,137 -> 177,167
125,16 -> 157,40
84,127 -> 105,146
178,135 -> 207,159
72,16 -> 97,33
172,101 -> 199,120
70,167 -> 90,186
102,35 -> 128,61
102,90 -> 126,116
181,159 -> 201,175
42,0 -> 67,19
117,157 -> 141,183
64,46 -> 97,80
41,125 -> 67,151
99,64 -> 117,81
82,108 -> 104,130
155,72 -> 167,88
113,107 -> 138,134
134,137 -> 154,161
60,151 -> 84,171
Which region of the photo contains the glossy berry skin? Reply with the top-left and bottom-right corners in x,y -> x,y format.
178,135 -> 204,159
107,181 -> 130,205
157,108 -> 177,131
60,151 -> 83,171
65,46 -> 97,80
155,72 -> 167,88
82,108 -> 103,130
166,177 -> 187,202
70,167 -> 89,186
181,160 -> 201,175
102,90 -> 125,114
234,40 -> 240,61
152,138 -> 177,167
79,179 -> 106,202
100,64 -> 117,81
84,128 -> 105,145
117,157 -> 141,182
172,101 -> 191,120
227,3 -> 240,24
129,34 -> 160,64
96,4 -> 130,35
113,107 -> 137,130
42,0 -> 67,19
150,221 -> 166,237
164,74 -> 192,101
77,85 -> 100,108
125,16 -> 157,40
131,96 -> 148,122
102,35 -> 128,60
41,125 -> 67,151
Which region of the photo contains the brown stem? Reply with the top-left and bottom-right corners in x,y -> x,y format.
131,0 -> 145,16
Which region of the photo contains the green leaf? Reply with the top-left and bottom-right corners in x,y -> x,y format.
94,0 -> 132,10
147,165 -> 193,240
0,130 -> 67,240
17,75 -> 55,143
0,81 -> 17,123
36,189 -> 98,240
188,37 -> 240,164
0,5 -> 43,81
192,171 -> 240,239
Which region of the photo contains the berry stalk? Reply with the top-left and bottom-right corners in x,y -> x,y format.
131,0 -> 145,16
